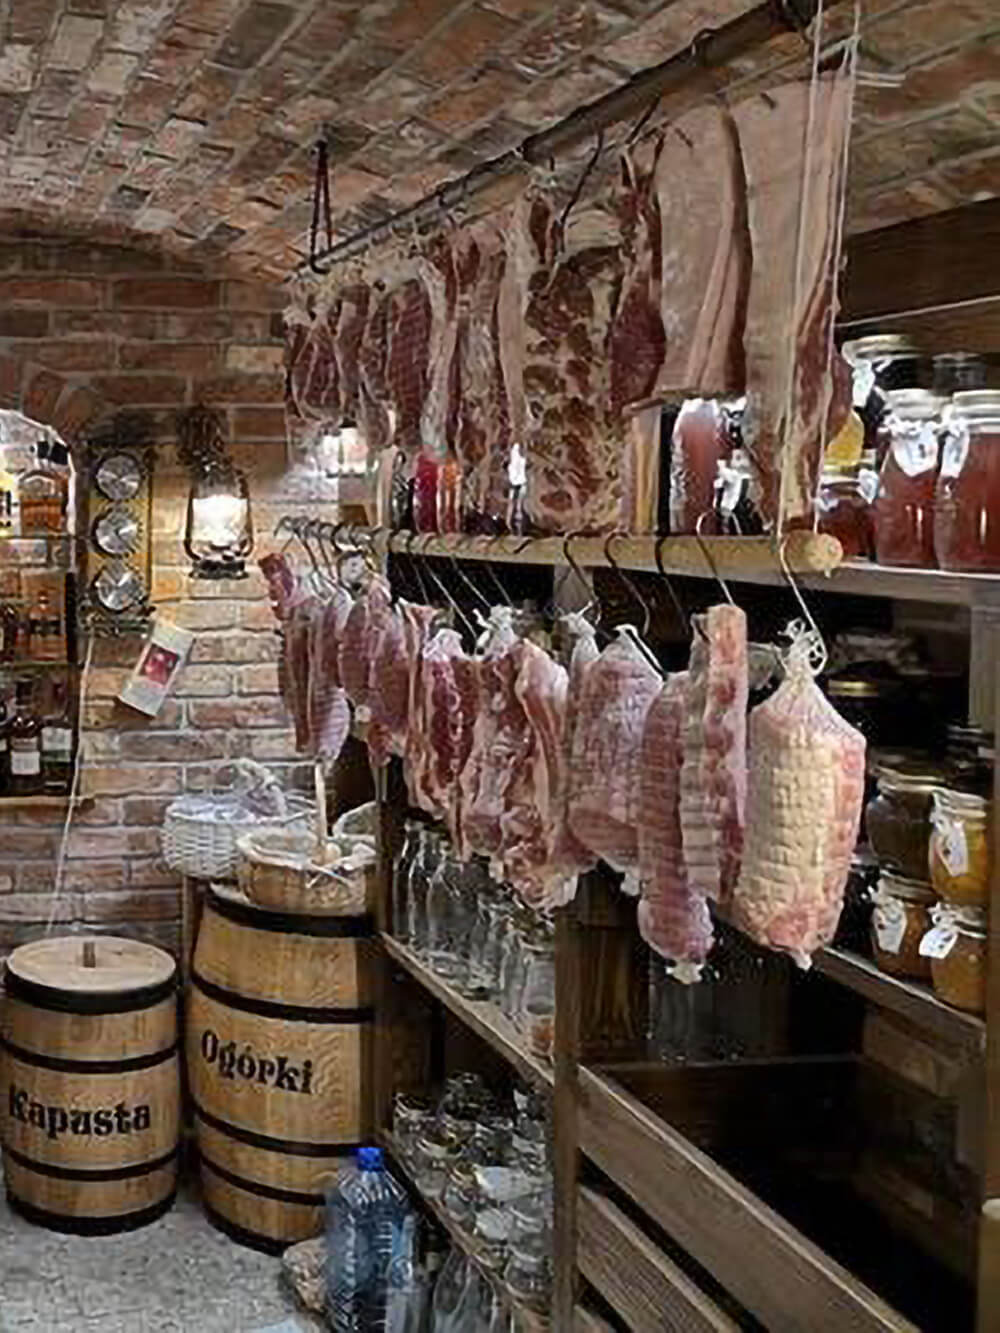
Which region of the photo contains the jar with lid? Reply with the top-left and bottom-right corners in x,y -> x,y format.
442,1157 -> 478,1227
815,463 -> 877,558
866,763 -> 944,879
921,903 -> 988,1014
871,871 -> 936,979
414,1122 -> 459,1201
823,673 -> 903,750
946,724 -> 994,797
933,352 -> 987,397
934,390 -> 1000,572
393,1090 -> 433,1165
874,390 -> 943,568
842,336 -> 924,461
833,847 -> 880,954
504,1243 -> 551,1313
929,787 -> 990,908
474,1207 -> 512,1271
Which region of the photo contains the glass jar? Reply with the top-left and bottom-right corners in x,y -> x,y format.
393,821 -> 421,943
933,352 -> 987,397
934,390 -> 1000,572
823,673 -> 904,751
413,453 -> 440,534
520,939 -> 556,1060
415,1123 -> 459,1201
929,787 -> 990,908
871,871 -> 936,979
874,390 -> 943,568
442,1158 -> 478,1227
504,1244 -> 551,1313
815,463 -> 877,559
393,1090 -> 433,1165
474,1207 -> 512,1271
439,1071 -> 489,1116
946,724 -> 994,798
406,830 -> 439,956
833,846 -> 880,954
842,335 -> 923,461
865,764 -> 943,879
924,904 -> 987,1014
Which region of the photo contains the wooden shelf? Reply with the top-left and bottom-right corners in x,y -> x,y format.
0,794 -> 87,809
381,933 -> 554,1092
814,946 -> 985,1052
381,1131 -> 550,1332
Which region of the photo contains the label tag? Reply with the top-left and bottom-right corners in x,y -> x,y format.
940,425 -> 970,480
873,898 -> 907,955
919,924 -> 957,959
933,815 -> 969,877
11,748 -> 40,777
853,361 -> 876,407
857,467 -> 880,505
890,421 -> 939,478
41,726 -> 72,755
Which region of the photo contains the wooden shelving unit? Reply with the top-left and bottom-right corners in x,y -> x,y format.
382,933 -> 554,1092
381,1131 -> 549,1333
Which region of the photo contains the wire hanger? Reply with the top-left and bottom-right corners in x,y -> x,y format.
559,532 -> 597,621
604,533 -> 653,639
778,534 -> 829,676
654,534 -> 694,641
694,510 -> 736,606
418,534 -> 479,641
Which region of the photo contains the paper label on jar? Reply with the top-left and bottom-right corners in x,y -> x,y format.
853,361 -> 876,407
857,467 -> 880,505
934,816 -> 969,878
891,422 -> 939,478
939,425 -> 970,479
873,899 -> 907,955
919,925 -> 957,959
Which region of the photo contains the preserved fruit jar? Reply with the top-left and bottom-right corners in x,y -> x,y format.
934,390 -> 1000,572
929,786 -> 990,908
815,463 -> 877,558
921,904 -> 987,1014
866,764 -> 944,880
842,335 -> 923,462
932,352 -> 987,397
874,390 -> 943,568
871,871 -> 935,979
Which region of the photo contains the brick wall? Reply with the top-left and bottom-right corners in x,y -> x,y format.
0,234 -> 312,958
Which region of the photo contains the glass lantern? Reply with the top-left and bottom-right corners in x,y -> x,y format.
185,459 -> 254,579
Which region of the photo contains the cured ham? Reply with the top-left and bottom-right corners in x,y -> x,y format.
415,629 -> 477,823
333,284 -> 370,425
338,577 -> 392,716
459,611 -> 523,861
609,143 -> 665,417
652,103 -> 749,401
567,629 -> 662,890
637,672 -> 714,975
308,587 -> 353,764
733,70 -> 854,527
731,637 -> 866,967
680,605 -> 748,905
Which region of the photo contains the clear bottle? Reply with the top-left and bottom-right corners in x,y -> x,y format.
325,1146 -> 409,1333
7,678 -> 41,796
41,680 -> 74,795
426,849 -> 468,988
406,829 -> 437,956
18,438 -> 66,536
429,1249 -> 469,1333
393,822 -> 421,943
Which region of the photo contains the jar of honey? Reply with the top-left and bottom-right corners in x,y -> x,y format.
866,764 -> 944,880
921,904 -> 987,1014
871,871 -> 936,979
929,787 -> 990,907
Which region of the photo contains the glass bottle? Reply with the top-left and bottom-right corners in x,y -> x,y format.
520,936 -> 556,1059
41,680 -> 73,795
935,390 -> 1000,572
0,596 -> 18,663
427,849 -> 468,988
0,689 -> 8,796
18,438 -> 66,535
874,389 -> 943,568
437,450 -> 462,534
393,821 -> 421,943
28,589 -> 63,662
815,463 -> 877,559
406,829 -> 437,956
0,450 -> 15,536
7,678 -> 41,796
412,454 -> 439,534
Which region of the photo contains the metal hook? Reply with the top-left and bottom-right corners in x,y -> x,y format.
694,511 -> 736,605
653,535 -> 694,640
446,538 -> 492,615
604,533 -> 652,640
560,532 -> 596,619
482,535 -> 515,610
778,535 -> 828,675
418,534 -> 478,640
558,129 -> 605,245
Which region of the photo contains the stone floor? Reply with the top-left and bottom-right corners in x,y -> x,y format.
0,1178 -> 324,1332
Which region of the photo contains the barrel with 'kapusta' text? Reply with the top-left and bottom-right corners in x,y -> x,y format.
187,885 -> 375,1252
1,935 -> 180,1234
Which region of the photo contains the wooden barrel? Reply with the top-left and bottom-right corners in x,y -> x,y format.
187,886 -> 375,1252
1,935 -> 180,1235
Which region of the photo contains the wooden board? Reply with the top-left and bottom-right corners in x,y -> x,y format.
577,1067 -> 916,1333
578,1186 -> 739,1333
573,1310 -> 615,1333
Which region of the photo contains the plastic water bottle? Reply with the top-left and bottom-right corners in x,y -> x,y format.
326,1146 -> 409,1331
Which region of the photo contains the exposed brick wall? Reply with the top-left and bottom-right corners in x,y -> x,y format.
0,235 -> 310,958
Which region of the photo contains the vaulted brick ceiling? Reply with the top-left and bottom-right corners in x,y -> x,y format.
0,0 -> 998,280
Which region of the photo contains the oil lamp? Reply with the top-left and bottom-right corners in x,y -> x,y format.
178,406 -> 254,579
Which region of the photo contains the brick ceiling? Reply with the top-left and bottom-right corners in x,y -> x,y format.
0,0 -> 998,280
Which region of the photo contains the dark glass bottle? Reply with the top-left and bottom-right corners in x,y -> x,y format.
7,678 -> 41,796
41,680 -> 74,795
0,691 -> 9,796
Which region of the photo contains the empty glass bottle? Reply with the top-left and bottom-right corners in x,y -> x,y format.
393,821 -> 421,943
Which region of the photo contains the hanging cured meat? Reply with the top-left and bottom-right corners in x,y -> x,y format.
652,103 -> 750,402
386,270 -> 433,455
459,611 -> 523,860
505,195 -> 625,533
333,284 -> 371,426
308,587 -> 353,764
418,237 -> 460,456
567,628 -> 662,890
731,635 -> 866,967
608,141 -> 665,417
284,305 -> 313,422
680,605 -> 748,905
637,672 -> 714,974
358,286 -> 395,457
733,70 -> 854,527
298,296 -> 343,423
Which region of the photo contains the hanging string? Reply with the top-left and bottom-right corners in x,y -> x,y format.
46,633 -> 96,936
309,138 -> 333,276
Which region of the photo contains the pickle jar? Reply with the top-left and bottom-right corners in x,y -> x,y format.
921,903 -> 988,1014
866,764 -> 945,880
929,787 -> 991,908
871,871 -> 936,979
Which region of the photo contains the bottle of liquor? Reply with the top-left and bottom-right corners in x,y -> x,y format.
18,438 -> 66,535
41,680 -> 73,795
7,678 -> 41,796
0,689 -> 9,797
28,589 -> 63,662
0,597 -> 17,662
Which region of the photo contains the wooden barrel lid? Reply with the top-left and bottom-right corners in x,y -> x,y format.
5,936 -> 177,1013
208,882 -> 374,937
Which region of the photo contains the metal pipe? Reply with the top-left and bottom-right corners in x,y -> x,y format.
291,0 -> 837,278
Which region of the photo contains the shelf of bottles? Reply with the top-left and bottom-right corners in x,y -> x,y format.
389,821 -> 557,1088
0,429 -> 77,803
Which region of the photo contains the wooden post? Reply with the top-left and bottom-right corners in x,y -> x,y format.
82,940 -> 96,968
553,894 -> 583,1327
977,624 -> 1000,1330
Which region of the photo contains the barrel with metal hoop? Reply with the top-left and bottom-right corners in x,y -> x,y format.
187,884 -> 375,1251
0,935 -> 180,1234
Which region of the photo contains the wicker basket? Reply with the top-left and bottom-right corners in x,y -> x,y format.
161,760 -> 311,881
332,801 -> 377,846
236,828 -> 376,915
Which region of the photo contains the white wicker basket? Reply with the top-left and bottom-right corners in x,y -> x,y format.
161,760 -> 311,881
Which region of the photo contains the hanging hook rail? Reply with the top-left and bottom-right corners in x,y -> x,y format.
289,0 -> 839,278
